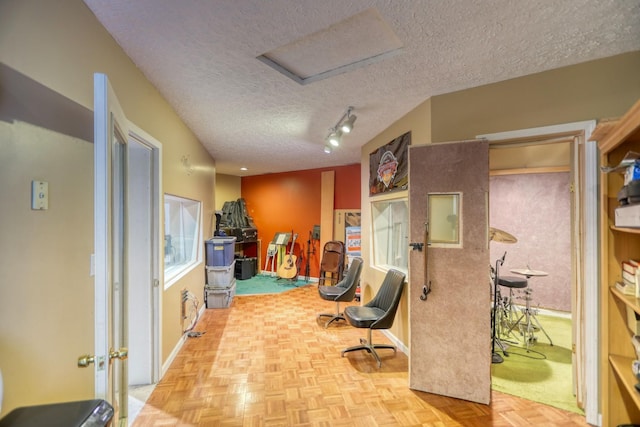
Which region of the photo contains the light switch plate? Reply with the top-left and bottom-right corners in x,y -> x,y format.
31,180 -> 48,210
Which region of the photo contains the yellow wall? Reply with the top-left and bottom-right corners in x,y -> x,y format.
431,51 -> 640,142
0,0 -> 216,414
360,98 -> 433,348
215,174 -> 242,210
360,51 -> 640,352
0,121 -> 95,409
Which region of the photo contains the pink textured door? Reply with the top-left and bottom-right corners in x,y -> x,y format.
408,140 -> 491,404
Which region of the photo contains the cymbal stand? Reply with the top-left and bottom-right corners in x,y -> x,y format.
495,286 -> 520,344
507,287 -> 553,351
491,252 -> 508,363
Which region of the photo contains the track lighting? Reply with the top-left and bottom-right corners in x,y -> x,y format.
340,111 -> 357,133
328,130 -> 342,146
323,106 -> 357,153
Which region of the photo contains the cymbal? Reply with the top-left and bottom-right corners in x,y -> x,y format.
489,227 -> 517,244
510,268 -> 548,277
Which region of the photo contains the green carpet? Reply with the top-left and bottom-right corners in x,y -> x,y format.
235,273 -> 312,295
491,313 -> 584,415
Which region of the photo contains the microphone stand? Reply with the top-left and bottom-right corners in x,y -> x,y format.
304,231 -> 312,282
491,252 -> 507,364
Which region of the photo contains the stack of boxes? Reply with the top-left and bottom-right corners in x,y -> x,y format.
205,236 -> 236,308
614,156 -> 640,228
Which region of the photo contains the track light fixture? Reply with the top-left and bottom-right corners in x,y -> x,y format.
324,106 -> 357,153
328,130 -> 342,146
341,110 -> 357,133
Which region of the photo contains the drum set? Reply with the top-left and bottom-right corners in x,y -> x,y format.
490,227 -> 553,364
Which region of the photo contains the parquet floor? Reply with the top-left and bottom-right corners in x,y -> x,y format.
132,284 -> 589,426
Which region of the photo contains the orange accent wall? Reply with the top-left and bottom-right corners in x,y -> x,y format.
241,164 -> 360,278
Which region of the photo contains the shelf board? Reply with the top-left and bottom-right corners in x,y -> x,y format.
596,99 -> 640,154
611,225 -> 640,234
611,286 -> 640,313
610,354 -> 640,408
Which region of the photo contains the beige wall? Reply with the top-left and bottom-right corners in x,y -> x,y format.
0,121 -> 95,409
431,51 -> 640,142
360,98 -> 433,348
0,0 -> 216,415
360,51 -> 640,352
215,174 -> 242,211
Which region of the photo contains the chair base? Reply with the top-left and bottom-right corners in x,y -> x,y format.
318,301 -> 346,328
341,329 -> 396,368
317,312 -> 345,328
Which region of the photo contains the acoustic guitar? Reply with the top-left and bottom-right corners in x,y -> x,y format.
277,233 -> 298,279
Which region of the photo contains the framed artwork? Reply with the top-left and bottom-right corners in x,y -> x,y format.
369,131 -> 410,196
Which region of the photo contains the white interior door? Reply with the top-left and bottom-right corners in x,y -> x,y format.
408,140 -> 491,404
94,73 -> 130,425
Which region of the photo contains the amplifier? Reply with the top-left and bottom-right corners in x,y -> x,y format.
240,228 -> 258,242
219,227 -> 258,242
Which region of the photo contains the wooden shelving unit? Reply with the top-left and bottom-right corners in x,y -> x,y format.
596,98 -> 640,426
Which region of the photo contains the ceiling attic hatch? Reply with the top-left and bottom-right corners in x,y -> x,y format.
257,8 -> 404,85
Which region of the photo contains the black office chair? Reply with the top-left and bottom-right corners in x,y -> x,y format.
341,269 -> 406,367
317,257 -> 363,328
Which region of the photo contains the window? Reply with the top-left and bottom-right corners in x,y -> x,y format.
371,198 -> 408,272
164,194 -> 202,288
428,193 -> 461,247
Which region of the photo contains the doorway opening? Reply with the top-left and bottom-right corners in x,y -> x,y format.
127,126 -> 162,424
479,120 -> 598,423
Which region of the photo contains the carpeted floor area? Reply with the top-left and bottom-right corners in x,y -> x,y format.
235,273 -> 313,295
491,312 -> 583,415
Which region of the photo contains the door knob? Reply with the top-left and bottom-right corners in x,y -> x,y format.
77,354 -> 95,368
109,348 -> 128,361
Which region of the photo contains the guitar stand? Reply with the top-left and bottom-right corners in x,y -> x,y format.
304,230 -> 316,282
276,277 -> 301,287
263,242 -> 278,277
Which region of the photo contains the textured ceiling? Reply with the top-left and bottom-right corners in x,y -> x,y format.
83,0 -> 640,176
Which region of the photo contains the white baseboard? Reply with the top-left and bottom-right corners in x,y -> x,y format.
381,329 -> 408,355
161,304 -> 206,377
162,335 -> 187,377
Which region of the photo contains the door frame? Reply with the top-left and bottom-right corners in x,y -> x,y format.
93,73 -> 130,419
478,120 -> 598,424
94,74 -> 163,422
127,125 -> 163,386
